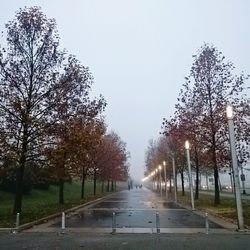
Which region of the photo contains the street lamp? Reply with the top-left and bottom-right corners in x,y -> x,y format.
163,161 -> 168,199
185,140 -> 195,210
226,105 -> 244,230
158,165 -> 162,196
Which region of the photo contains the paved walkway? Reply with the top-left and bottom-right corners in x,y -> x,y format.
25,187 -> 236,234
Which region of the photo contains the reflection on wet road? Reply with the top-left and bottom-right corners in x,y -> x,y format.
50,188 -> 222,230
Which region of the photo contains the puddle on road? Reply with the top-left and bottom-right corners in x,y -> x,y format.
49,208 -> 222,229
92,201 -> 128,209
161,202 -> 182,209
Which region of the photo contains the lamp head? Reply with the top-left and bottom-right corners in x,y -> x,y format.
185,140 -> 190,150
226,105 -> 233,119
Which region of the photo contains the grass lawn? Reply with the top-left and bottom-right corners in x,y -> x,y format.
0,181 -> 125,228
172,191 -> 250,227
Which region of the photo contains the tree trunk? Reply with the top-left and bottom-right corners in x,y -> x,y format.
93,172 -> 97,196
13,165 -> 25,214
169,175 -> 172,193
59,179 -> 64,204
107,180 -> 110,192
175,172 -> 178,192
206,171 -> 209,190
101,180 -> 104,193
208,84 -> 220,206
13,125 -> 28,214
194,146 -> 199,200
81,168 -> 86,199
214,166 -> 220,205
218,175 -> 222,192
111,180 -> 114,192
181,171 -> 185,196
212,143 -> 220,205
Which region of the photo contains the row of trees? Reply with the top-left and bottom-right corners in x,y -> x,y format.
0,7 -> 129,214
145,44 -> 250,206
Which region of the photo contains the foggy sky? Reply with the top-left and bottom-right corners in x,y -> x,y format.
1,1 -> 250,180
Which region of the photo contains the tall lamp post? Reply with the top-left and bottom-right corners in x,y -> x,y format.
163,161 -> 168,199
226,105 -> 244,230
185,140 -> 195,210
158,165 -> 162,197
